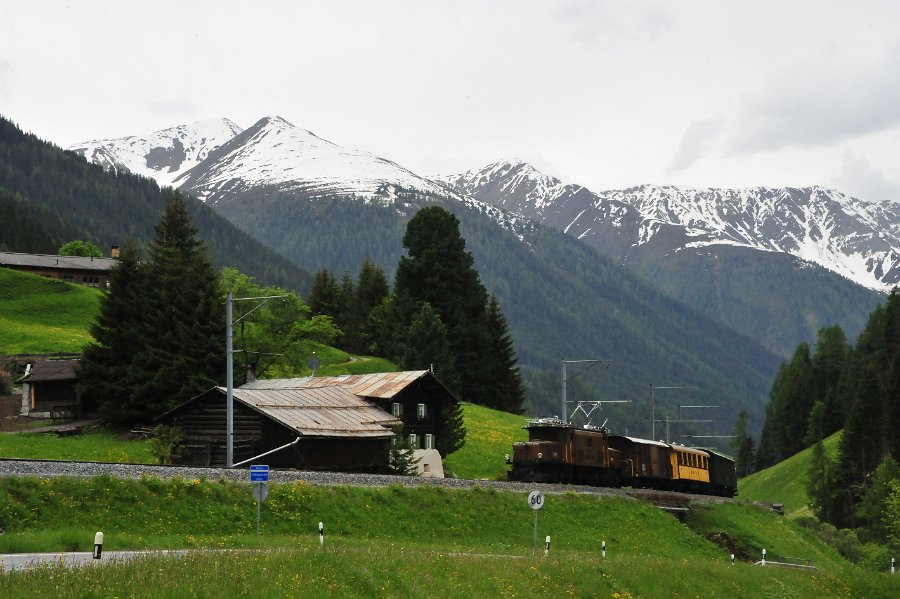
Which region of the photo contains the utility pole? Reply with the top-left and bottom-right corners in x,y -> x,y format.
226,293 -> 286,467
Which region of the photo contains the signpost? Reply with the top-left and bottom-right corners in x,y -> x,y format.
528,490 -> 544,556
250,465 -> 269,534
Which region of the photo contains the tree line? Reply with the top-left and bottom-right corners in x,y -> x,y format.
307,206 -> 527,418
742,292 -> 900,546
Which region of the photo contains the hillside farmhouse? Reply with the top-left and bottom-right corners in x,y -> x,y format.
157,370 -> 456,474
0,250 -> 118,288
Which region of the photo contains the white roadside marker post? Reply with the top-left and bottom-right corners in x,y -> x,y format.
891,557 -> 895,574
762,548 -> 766,566
92,531 -> 103,559
731,553 -> 735,566
544,535 -> 551,557
319,521 -> 324,546
602,540 -> 606,559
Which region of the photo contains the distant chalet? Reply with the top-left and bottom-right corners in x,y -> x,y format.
157,370 -> 458,472
0,250 -> 119,288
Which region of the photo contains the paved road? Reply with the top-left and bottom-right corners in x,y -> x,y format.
0,549 -> 195,573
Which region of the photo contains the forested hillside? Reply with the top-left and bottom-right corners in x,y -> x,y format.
0,116 -> 312,293
750,294 -> 900,556
213,187 -> 783,441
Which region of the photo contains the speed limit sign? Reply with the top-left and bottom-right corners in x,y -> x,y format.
528,490 -> 545,510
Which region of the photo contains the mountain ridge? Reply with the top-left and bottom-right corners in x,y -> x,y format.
443,159 -> 900,293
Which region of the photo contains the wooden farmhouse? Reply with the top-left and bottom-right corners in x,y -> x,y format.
0,251 -> 118,288
157,370 -> 459,472
17,359 -> 80,418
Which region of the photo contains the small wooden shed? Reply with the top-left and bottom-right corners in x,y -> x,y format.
17,359 -> 80,418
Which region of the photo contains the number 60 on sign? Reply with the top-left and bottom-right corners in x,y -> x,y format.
528,490 -> 544,510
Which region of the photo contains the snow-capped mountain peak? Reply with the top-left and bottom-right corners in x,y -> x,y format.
69,117 -> 243,187
71,115 -> 452,205
444,160 -> 900,292
170,115 -> 451,204
438,158 -> 577,216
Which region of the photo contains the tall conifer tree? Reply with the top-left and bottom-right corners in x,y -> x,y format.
78,239 -> 146,421
486,294 -> 526,414
394,206 -> 492,407
127,191 -> 225,422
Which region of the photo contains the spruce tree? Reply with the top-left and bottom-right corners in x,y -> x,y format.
730,409 -> 756,478
807,438 -> 838,524
399,302 -> 459,389
486,294 -> 526,414
394,206 -> 492,407
351,259 -> 389,354
810,325 -> 849,436
78,239 -> 146,421
127,191 -> 225,422
307,269 -> 341,317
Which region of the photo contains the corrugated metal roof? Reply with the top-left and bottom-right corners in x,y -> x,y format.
225,386 -> 400,438
17,359 -> 79,383
0,252 -> 117,272
241,370 -> 431,400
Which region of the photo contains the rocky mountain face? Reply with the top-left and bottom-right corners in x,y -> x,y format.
441,160 -> 887,356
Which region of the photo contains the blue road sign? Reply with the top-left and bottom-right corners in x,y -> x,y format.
249,465 -> 269,482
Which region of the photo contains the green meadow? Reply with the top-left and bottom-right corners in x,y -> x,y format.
0,269 -> 100,354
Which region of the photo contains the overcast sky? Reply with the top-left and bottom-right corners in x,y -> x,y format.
2,0 -> 899,201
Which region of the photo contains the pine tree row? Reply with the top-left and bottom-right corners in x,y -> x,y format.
751,291 -> 900,539
308,206 -> 527,418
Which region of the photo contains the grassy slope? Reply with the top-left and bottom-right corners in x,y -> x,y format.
0,477 -> 895,598
0,268 -> 100,353
443,402 -> 529,480
738,430 -> 842,518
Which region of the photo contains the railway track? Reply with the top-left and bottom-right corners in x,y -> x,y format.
0,458 -> 730,507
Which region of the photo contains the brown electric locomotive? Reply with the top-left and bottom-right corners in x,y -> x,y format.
508,418 -> 737,497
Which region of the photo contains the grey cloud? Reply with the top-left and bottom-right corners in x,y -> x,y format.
670,117 -> 723,172
833,152 -> 900,203
727,45 -> 900,154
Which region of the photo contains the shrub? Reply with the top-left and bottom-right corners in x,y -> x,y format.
148,425 -> 185,465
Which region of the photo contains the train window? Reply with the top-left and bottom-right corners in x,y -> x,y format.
587,437 -> 593,447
